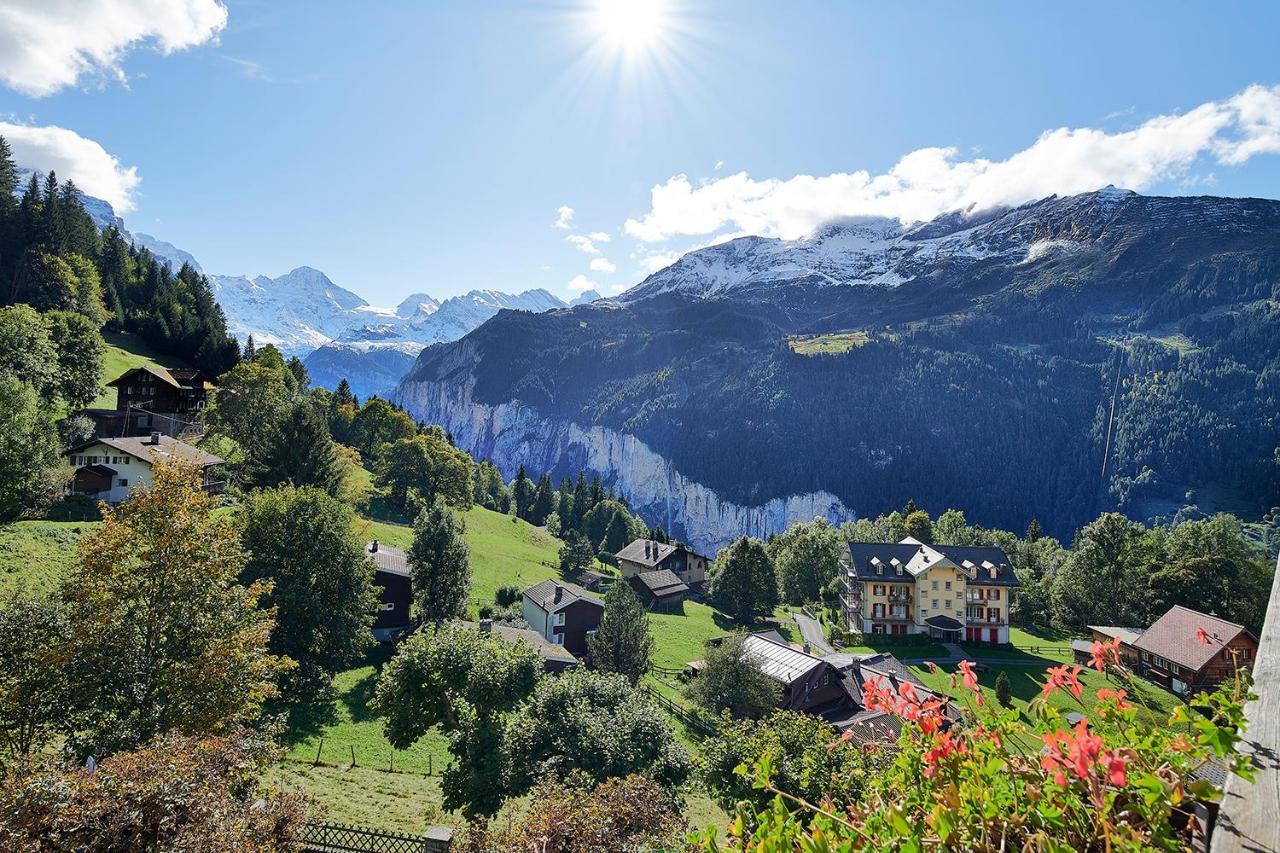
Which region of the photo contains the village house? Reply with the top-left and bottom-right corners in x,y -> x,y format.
616,538 -> 710,587
460,619 -> 580,673
1131,605 -> 1258,696
1072,626 -> 1144,669
365,540 -> 412,642
841,538 -> 1019,643
65,433 -> 224,504
79,365 -> 215,439
521,579 -> 604,657
735,632 -> 848,713
628,567 -> 690,610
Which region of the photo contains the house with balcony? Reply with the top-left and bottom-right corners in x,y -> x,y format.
841,537 -> 1019,643
79,365 -> 215,439
65,433 -> 225,505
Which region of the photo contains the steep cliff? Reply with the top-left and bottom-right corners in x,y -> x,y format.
393,343 -> 852,554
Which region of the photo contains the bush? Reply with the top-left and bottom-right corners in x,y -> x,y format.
700,642 -> 1258,850
494,585 -> 521,607
478,604 -> 494,619
995,669 -> 1012,707
43,493 -> 101,522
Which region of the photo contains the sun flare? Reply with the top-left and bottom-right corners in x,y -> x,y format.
593,0 -> 668,53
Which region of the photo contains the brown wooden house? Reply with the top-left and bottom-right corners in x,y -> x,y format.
82,365 -> 214,438
629,568 -> 690,611
365,540 -> 412,642
1132,605 -> 1258,696
616,539 -> 710,587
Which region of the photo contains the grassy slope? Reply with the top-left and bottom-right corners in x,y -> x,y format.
91,331 -> 189,409
0,520 -> 97,597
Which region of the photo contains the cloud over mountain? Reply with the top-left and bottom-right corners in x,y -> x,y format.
0,121 -> 140,212
623,84 -> 1280,243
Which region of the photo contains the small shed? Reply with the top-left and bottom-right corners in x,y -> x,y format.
629,568 -> 690,610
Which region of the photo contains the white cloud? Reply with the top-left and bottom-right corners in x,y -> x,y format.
587,231 -> 611,243
553,205 -> 574,230
0,0 -> 228,98
714,159 -> 724,171
565,233 -> 605,255
0,121 -> 140,212
567,274 -> 598,292
589,257 -> 616,274
637,249 -> 682,273
624,84 -> 1280,243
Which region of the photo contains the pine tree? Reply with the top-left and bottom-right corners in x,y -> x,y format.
511,465 -> 535,521
243,334 -> 256,361
531,473 -> 555,526
588,581 -> 653,685
995,670 -> 1012,708
286,355 -> 310,392
570,472 -> 588,532
601,509 -> 632,556
408,497 -> 471,622
1026,519 -> 1043,543
249,399 -> 346,497
334,377 -> 355,409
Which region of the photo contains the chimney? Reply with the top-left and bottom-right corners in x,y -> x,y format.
479,618 -> 493,632
553,585 -> 564,604
802,642 -> 811,655
149,430 -> 161,445
370,539 -> 379,553
645,541 -> 652,559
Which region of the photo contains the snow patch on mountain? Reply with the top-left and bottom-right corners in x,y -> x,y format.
134,232 -> 203,272
210,267 -> 369,355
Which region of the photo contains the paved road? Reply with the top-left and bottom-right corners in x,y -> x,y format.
793,612 -> 835,656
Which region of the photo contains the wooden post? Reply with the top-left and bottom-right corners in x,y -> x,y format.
350,745 -> 356,768
429,754 -> 433,776
314,738 -> 323,766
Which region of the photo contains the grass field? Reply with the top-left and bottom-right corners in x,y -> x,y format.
91,331 -> 189,409
0,520 -> 97,596
787,330 -> 870,355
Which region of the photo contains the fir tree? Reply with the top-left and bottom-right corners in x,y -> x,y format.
333,377 -> 355,409
511,465 -> 535,521
531,473 -> 555,526
243,334 -> 256,361
1026,519 -> 1043,543
407,497 -> 471,623
248,399 -> 346,497
588,581 -> 653,685
995,670 -> 1012,708
571,472 -> 588,532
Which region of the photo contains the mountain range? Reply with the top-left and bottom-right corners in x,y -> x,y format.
392,188 -> 1280,553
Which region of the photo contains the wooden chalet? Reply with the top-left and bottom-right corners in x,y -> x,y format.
365,540 -> 412,642
80,365 -> 215,439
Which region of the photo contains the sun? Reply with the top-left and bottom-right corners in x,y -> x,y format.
592,0 -> 668,54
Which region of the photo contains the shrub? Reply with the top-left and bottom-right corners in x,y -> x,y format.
701,639 -> 1257,851
494,585 -> 521,607
995,669 -> 1012,708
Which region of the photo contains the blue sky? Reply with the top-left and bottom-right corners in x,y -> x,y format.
1,1 -> 1279,305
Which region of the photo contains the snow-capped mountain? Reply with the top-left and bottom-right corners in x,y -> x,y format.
210,267 -> 375,355
305,288 -> 568,398
620,186 -> 1140,303
133,233 -> 203,273
570,289 -> 603,306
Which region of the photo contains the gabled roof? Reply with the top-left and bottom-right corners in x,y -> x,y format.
523,579 -> 603,613
616,538 -> 710,567
66,435 -> 224,468
741,633 -> 829,685
457,621 -> 579,666
1132,605 -> 1254,673
1088,626 -> 1144,646
106,365 -> 214,391
365,542 -> 410,577
633,568 -> 689,598
846,539 -> 1019,587
107,364 -> 181,389
80,464 -> 116,477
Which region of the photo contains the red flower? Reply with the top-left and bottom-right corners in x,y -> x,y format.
957,659 -> 979,692
1043,664 -> 1085,699
1096,688 -> 1133,712
1088,637 -> 1122,672
1196,627 -> 1211,646
1100,748 -> 1129,786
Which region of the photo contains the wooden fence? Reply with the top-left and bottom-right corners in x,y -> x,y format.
296,821 -> 452,853
642,685 -> 719,736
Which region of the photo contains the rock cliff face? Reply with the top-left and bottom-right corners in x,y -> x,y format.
393,347 -> 853,555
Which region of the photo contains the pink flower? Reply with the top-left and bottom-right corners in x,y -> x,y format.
1088,637 -> 1122,672
957,660 -> 979,692
1100,749 -> 1129,786
1196,627 -> 1210,646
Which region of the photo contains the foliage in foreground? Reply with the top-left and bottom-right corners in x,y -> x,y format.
700,710 -> 885,815
697,640 -> 1256,851
456,774 -> 687,853
0,730 -> 306,852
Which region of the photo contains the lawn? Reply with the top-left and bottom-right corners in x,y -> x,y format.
844,641 -> 951,661
353,505 -> 610,615
787,330 -> 870,355
0,520 -> 98,597
958,625 -> 1079,664
91,331 -> 189,409
909,660 -> 1189,732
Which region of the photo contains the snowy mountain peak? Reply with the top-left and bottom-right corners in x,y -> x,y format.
570,289 -> 602,306
396,293 -> 441,318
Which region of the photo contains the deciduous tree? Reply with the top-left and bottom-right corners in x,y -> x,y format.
588,581 -> 653,685
684,633 -> 781,720
708,537 -> 779,624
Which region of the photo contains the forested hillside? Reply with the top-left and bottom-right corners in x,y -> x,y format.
400,190 -> 1280,541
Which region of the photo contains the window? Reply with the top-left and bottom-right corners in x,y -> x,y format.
552,634 -> 564,645
117,479 -> 129,487
872,584 -> 885,596
932,599 -> 939,609
945,581 -> 952,591
380,602 -> 395,611
872,624 -> 886,635
931,580 -> 939,590
991,589 -> 1000,601
555,612 -> 566,626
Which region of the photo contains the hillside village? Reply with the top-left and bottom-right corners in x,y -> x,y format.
0,18 -> 1279,844
0,298 -> 1273,848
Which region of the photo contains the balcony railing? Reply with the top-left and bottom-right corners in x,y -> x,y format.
1210,551 -> 1280,851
